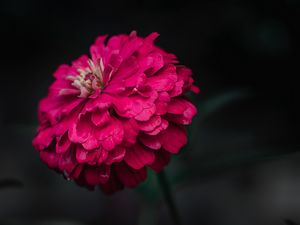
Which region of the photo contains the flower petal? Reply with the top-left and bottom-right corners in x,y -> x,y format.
159,125 -> 187,153
100,169 -> 124,194
105,146 -> 126,165
138,52 -> 164,75
124,144 -> 155,170
56,132 -> 71,154
149,150 -> 171,172
69,113 -> 92,143
33,127 -> 54,150
76,145 -> 88,163
113,93 -> 157,120
58,149 -> 77,175
115,163 -> 147,188
139,134 -> 161,150
137,115 -> 161,132
121,118 -> 138,145
40,151 -> 58,168
91,109 -> 111,127
176,66 -> 200,94
145,119 -> 168,136
72,55 -> 89,70
154,92 -> 170,115
84,165 -> 110,186
166,98 -> 197,125
146,65 -> 177,91
94,117 -> 124,151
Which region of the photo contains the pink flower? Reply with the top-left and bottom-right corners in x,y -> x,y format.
33,31 -> 199,194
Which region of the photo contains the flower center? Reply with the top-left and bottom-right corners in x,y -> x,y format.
66,58 -> 105,98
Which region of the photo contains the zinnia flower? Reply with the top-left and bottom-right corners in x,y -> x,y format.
33,31 -> 199,194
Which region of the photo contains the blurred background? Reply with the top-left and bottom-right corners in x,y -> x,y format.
0,0 -> 298,224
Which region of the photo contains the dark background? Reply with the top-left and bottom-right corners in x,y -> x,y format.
0,0 -> 298,225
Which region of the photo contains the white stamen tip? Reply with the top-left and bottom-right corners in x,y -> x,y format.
65,57 -> 106,98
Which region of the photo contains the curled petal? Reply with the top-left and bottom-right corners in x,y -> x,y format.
139,134 -> 161,150
138,32 -> 160,56
69,114 -> 92,143
134,104 -> 156,121
137,115 -> 161,132
138,52 -> 164,75
158,125 -> 187,153
176,66 -> 200,94
166,98 -> 197,125
145,119 -> 168,136
105,146 -> 126,165
146,65 -> 177,91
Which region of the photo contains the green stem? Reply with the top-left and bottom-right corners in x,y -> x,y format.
157,170 -> 182,225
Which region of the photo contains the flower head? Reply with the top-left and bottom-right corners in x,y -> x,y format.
33,31 -> 199,194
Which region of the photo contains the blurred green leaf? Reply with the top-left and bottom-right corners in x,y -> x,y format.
201,89 -> 250,117
0,178 -> 23,189
285,219 -> 299,225
136,169 -> 161,204
175,147 -> 300,186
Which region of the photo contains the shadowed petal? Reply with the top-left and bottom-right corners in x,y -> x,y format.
149,150 -> 171,172
56,132 -> 71,154
115,163 -> 147,188
124,144 -> 155,170
84,165 -> 110,186
40,151 -> 58,169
